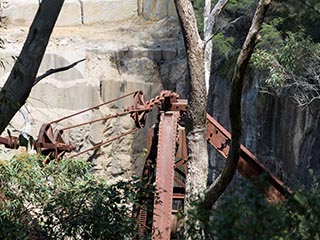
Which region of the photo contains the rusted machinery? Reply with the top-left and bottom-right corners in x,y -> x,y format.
130,91 -> 290,239
0,91 -> 141,160
0,90 -> 291,239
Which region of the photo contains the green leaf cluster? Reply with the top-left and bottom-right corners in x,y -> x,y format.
269,0 -> 320,42
179,176 -> 320,240
207,178 -> 320,240
0,154 -> 152,239
212,32 -> 235,58
252,28 -> 320,93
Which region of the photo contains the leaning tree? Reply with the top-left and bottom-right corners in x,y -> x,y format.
174,0 -> 272,237
0,0 -> 65,134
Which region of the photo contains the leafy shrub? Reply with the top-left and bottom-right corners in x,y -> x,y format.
0,154 -> 152,239
252,28 -> 320,105
180,177 -> 320,240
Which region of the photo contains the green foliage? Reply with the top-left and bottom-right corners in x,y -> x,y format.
252,29 -> 320,94
210,31 -> 238,79
192,0 -> 205,36
251,48 -> 287,88
257,21 -> 283,48
0,154 -> 152,239
276,32 -> 319,73
212,32 -> 235,58
218,0 -> 253,16
180,177 -> 320,240
269,0 -> 320,42
209,180 -> 320,240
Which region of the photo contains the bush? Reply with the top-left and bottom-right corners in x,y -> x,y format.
0,154 -> 151,239
182,177 -> 320,240
252,29 -> 320,105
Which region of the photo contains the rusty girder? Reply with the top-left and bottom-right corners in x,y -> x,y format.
206,114 -> 291,203
132,90 -> 290,239
152,111 -> 179,239
137,120 -> 187,239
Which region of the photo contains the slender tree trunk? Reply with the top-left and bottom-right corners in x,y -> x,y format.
204,0 -> 273,210
175,0 -> 272,238
204,0 -> 212,94
175,1 -> 207,238
204,0 -> 229,94
0,0 -> 64,134
175,0 -> 208,203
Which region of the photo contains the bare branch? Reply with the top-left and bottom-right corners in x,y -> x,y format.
204,0 -> 272,209
204,0 -> 229,42
204,0 -> 228,93
204,0 -> 212,34
0,0 -> 65,135
204,16 -> 245,46
33,58 -> 85,86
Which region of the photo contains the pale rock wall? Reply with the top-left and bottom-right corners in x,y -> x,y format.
1,0 -> 177,26
82,0 -> 138,25
142,0 -> 177,20
0,0 -> 185,183
2,0 -> 82,26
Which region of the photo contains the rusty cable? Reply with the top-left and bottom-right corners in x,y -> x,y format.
60,107 -> 150,131
68,128 -> 138,159
49,91 -> 138,124
60,111 -> 130,131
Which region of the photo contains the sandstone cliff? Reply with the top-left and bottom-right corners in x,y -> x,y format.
0,0 -> 186,183
1,0 -> 319,185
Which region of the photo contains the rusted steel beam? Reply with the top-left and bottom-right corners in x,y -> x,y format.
136,126 -> 159,239
152,112 -> 179,240
206,113 -> 291,203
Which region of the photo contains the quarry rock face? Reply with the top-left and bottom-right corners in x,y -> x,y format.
1,0 -> 177,26
206,16 -> 320,184
208,74 -> 320,184
1,0 -> 318,185
81,0 -> 138,24
0,0 -> 185,182
142,0 -> 177,20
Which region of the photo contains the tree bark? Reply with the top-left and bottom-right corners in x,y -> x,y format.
0,0 -> 64,134
174,0 -> 208,206
204,0 -> 272,210
204,0 -> 229,94
174,1 -> 208,238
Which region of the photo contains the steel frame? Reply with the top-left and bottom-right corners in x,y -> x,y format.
0,90 -> 292,240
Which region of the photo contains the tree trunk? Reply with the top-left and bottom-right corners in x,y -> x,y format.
0,0 -> 64,134
204,0 -> 229,94
204,0 -> 211,94
204,0 -> 272,210
174,0 -> 208,205
174,1 -> 207,238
